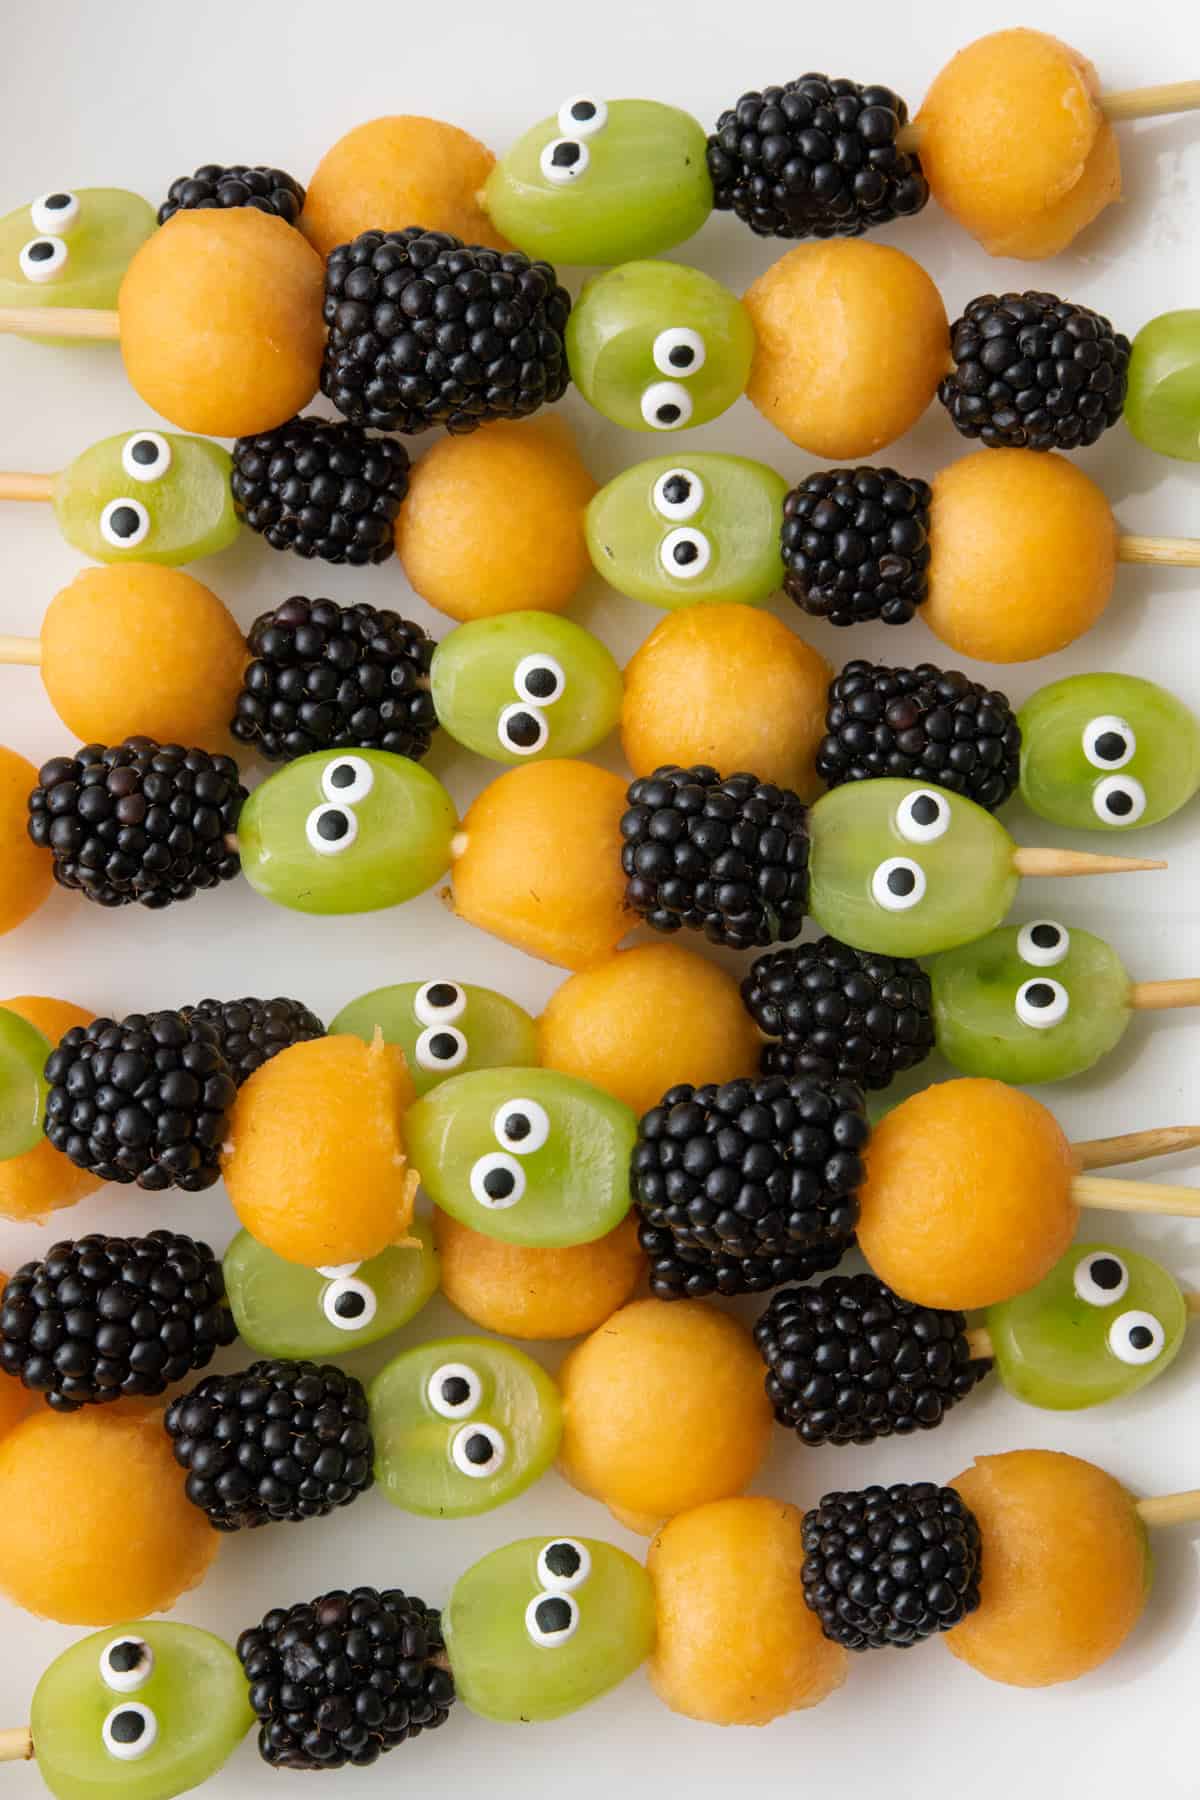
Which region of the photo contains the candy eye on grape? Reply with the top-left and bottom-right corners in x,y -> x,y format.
1019,672 -> 1200,833
50,429 -> 238,566
0,188 -> 156,329
328,979 -> 539,1097
430,612 -> 623,766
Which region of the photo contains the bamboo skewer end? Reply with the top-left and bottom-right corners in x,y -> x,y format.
1073,1124 -> 1200,1171
1129,979 -> 1200,1012
0,1727 -> 32,1763
1073,1173 -> 1200,1218
0,635 -> 42,668
0,306 -> 119,342
1012,847 -> 1166,878
1135,1489 -> 1200,1529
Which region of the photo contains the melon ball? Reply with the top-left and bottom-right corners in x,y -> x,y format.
558,1298 -> 773,1533
649,1497 -> 848,1724
916,30 -> 1121,259
395,417 -> 596,621
946,1450 -> 1148,1686
302,115 -> 507,258
857,1079 -> 1078,1310
0,997 -> 101,1223
434,1210 -> 644,1340
0,748 -> 51,937
744,242 -> 949,458
119,210 -> 325,437
0,1405 -> 218,1622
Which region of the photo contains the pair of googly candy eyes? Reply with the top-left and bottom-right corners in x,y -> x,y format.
0,187 -> 155,317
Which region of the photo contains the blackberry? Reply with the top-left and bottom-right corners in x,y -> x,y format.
632,1075 -> 867,1300
781,468 -> 932,627
802,1483 -> 983,1649
940,292 -> 1131,452
707,75 -> 927,239
321,227 -> 571,434
231,416 -> 410,566
27,738 -> 245,910
231,596 -> 436,764
43,1012 -> 237,1192
238,1586 -> 454,1769
165,1359 -> 373,1531
754,1274 -> 990,1446
743,937 -> 934,1091
183,997 -> 325,1087
621,764 -> 810,952
0,1231 -> 235,1412
816,660 -> 1022,812
158,163 -> 305,226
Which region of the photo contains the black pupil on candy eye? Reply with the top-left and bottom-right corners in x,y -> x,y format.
887,867 -> 915,897
668,344 -> 695,369
328,763 -> 356,789
110,1713 -> 145,1745
910,795 -> 940,826
45,193 -> 72,210
523,666 -> 558,699
672,540 -> 699,566
463,1432 -> 494,1466
109,506 -> 142,538
426,983 -> 460,1010
1128,1325 -> 1154,1350
571,101 -> 597,121
333,1291 -> 366,1319
1090,1257 -> 1125,1291
429,1032 -> 459,1061
544,1542 -> 581,1579
656,403 -> 682,425
107,1642 -> 143,1673
504,1112 -> 532,1142
505,711 -> 543,747
130,439 -> 158,465
317,809 -> 350,841
662,476 -> 691,506
1031,924 -> 1060,948
1105,789 -> 1134,817
1024,982 -> 1055,1009
551,141 -> 582,168
535,1597 -> 573,1635
441,1375 -> 471,1407
1095,732 -> 1127,763
483,1167 -> 516,1199
27,240 -> 54,262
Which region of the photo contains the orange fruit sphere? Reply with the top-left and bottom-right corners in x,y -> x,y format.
649,1498 -> 848,1724
0,1278 -> 37,1441
558,1299 -> 773,1533
119,210 -> 325,437
916,30 -> 1121,259
223,1034 -> 416,1266
0,997 -> 101,1223
622,605 -> 831,799
434,1210 -> 644,1340
946,1450 -> 1148,1686
0,1405 -> 218,1622
925,450 -> 1117,662
744,242 -> 949,458
857,1078 -> 1078,1310
302,115 -> 507,258
0,748 -> 51,937
394,417 -> 596,621
450,761 -> 635,969
538,943 -> 761,1117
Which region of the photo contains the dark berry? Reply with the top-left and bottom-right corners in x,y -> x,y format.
744,937 -> 934,1090
231,416 -> 410,566
781,468 -> 932,627
158,164 -> 305,226
182,997 -> 324,1086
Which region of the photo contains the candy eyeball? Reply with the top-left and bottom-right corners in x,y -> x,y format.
19,235 -> 69,281
1017,920 -> 1069,967
31,191 -> 81,234
1107,1310 -> 1166,1366
121,431 -> 172,482
99,497 -> 151,549
1082,715 -> 1135,770
871,856 -> 926,910
526,1591 -> 579,1644
1014,976 -> 1069,1028
0,187 -> 156,324
558,96 -> 609,137
328,979 -> 539,1097
99,1637 -> 154,1694
895,788 -> 951,843
1075,1250 -> 1129,1306
321,1274 -> 378,1331
102,1703 -> 158,1760
1091,773 -> 1146,826
540,137 -> 591,184
1019,672 -> 1200,833
52,428 -> 237,566
305,799 -> 358,854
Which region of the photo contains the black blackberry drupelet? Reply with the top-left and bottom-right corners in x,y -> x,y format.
158,164 -> 305,226
939,292 -> 1131,451
231,597 -> 436,763
632,1075 -> 868,1300
238,1586 -> 454,1769
183,997 -> 325,1086
0,1231 -> 235,1412
781,468 -> 933,626
743,937 -> 934,1090
621,765 -> 811,952
321,228 -> 571,434
230,417 -> 410,566
165,1360 -> 373,1531
707,76 -> 928,239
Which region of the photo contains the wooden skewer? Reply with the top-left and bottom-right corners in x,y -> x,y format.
1135,1488 -> 1200,1528
897,81 -> 1200,152
0,472 -> 53,503
0,306 -> 119,341
0,1727 -> 31,1762
1074,1125 -> 1200,1171
1129,979 -> 1200,1012
1073,1175 -> 1200,1217
1011,848 -> 1166,878
1117,534 -> 1200,569
1188,1291 -> 1200,1318
0,635 -> 41,667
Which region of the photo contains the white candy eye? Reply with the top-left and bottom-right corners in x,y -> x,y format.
99,497 -> 150,549
641,381 -> 693,430
537,1539 -> 591,1592
414,981 -> 467,1026
416,1024 -> 468,1072
99,1637 -> 153,1693
102,1704 -> 158,1761
305,803 -> 358,855
122,432 -> 172,483
895,788 -> 950,844
1108,1310 -> 1166,1366
315,1261 -> 361,1279
540,138 -> 589,184
498,703 -> 549,756
1083,715 -> 1135,770
452,1422 -> 507,1477
1018,920 -> 1070,967
469,1151 -> 525,1209
652,467 -> 704,521
659,527 -> 711,579
31,191 -> 80,234
494,1097 -> 551,1154
428,1362 -> 482,1419
871,858 -> 926,911
1014,977 -> 1069,1028
321,1276 -> 377,1331
1092,774 -> 1146,826
557,95 -> 608,137
321,755 -> 374,805
525,1591 -> 580,1647
653,327 -> 706,378
1074,1251 -> 1129,1307
514,653 -> 566,707
19,236 -> 68,282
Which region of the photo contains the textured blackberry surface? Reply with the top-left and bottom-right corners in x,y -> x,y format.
183,997 -> 325,1086
231,417 -> 410,566
744,937 -> 934,1091
158,163 -> 305,226
781,468 -> 933,626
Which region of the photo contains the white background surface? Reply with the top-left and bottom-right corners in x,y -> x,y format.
2,0 -> 1199,1794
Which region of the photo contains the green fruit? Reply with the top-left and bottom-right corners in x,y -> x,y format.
31,1621 -> 253,1800
0,1005 -> 51,1161
369,1335 -> 562,1518
987,1242 -> 1187,1410
237,750 -> 457,915
1019,672 -> 1200,832
0,190 -> 156,339
443,1535 -> 655,1721
430,612 -> 623,764
566,261 -> 754,433
1125,310 -> 1200,461
485,97 -> 712,266
404,1067 -> 636,1247
328,979 -> 539,1096
51,431 -> 238,567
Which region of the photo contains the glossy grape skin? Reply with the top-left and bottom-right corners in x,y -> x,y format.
52,432 -> 237,567
443,1535 -> 655,1721
237,749 -> 458,915
404,1067 -> 637,1247
566,261 -> 754,433
31,1620 -> 253,1800
430,612 -> 623,764
987,1242 -> 1187,1410
0,190 -> 156,338
1019,672 -> 1200,833
1125,311 -> 1200,461
0,1005 -> 50,1161
369,1335 -> 562,1518
329,980 -> 539,1097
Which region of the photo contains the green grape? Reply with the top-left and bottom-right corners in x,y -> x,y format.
566,261 -> 754,433
987,1242 -> 1187,1410
1019,672 -> 1200,832
31,1621 -> 253,1800
484,97 -> 712,266
328,979 -> 539,1096
369,1335 -> 562,1518
0,190 -> 156,339
430,612 -> 623,764
404,1067 -> 636,1247
1125,310 -> 1200,462
51,431 -> 238,567
586,453 -> 787,608
443,1535 -> 655,1722
237,750 -> 457,915
0,1005 -> 50,1161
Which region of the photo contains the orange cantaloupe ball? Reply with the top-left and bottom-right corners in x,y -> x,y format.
394,417 -> 596,621
744,242 -> 949,458
451,761 -> 635,970
302,115 -> 507,258
925,450 -> 1117,663
649,1498 -> 849,1724
434,1209 -> 644,1340
223,1034 -> 416,1266
621,605 -> 831,800
0,1406 -> 218,1622
558,1299 -> 773,1533
0,997 -> 102,1223
0,748 -> 52,938
857,1079 -> 1078,1310
0,1277 -> 37,1441
946,1450 -> 1149,1687
538,943 -> 761,1117
916,30 -> 1122,259
119,210 -> 325,437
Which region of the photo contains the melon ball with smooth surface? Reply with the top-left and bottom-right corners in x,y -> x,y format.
0,748 -> 51,937
434,1209 -> 644,1340
0,996 -> 102,1223
302,115 -> 507,257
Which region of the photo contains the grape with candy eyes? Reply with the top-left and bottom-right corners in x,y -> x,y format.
430,611 -> 623,764
328,979 -> 539,1097
0,1005 -> 51,1161
1124,310 -> 1200,462
51,430 -> 238,566
1019,672 -> 1200,833
0,189 -> 156,338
